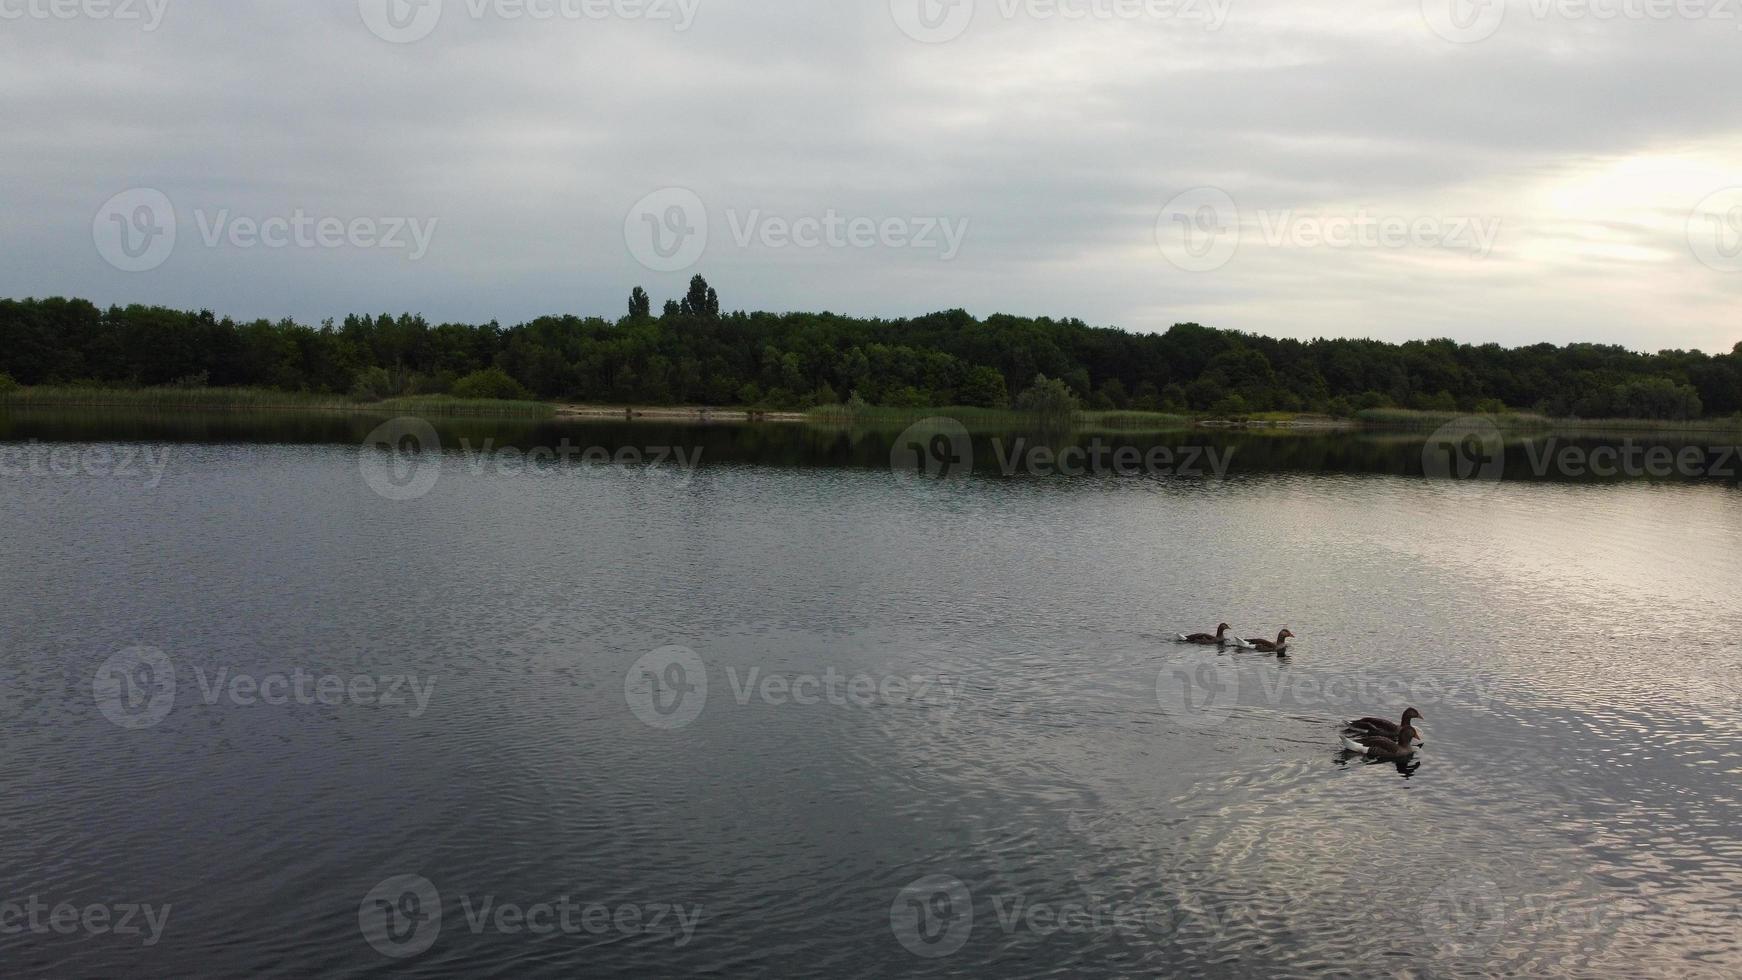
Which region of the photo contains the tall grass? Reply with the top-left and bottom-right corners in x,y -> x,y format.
0,386 -> 554,418
370,395 -> 554,418
1355,408 -> 1551,429
1353,407 -> 1742,432
805,404 -> 1193,433
806,405 -> 1033,427
1076,410 -> 1192,431
0,386 -> 352,410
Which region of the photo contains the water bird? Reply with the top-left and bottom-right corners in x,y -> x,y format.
1177,623 -> 1235,645
1344,707 -> 1423,740
1340,725 -> 1421,761
1243,629 -> 1295,653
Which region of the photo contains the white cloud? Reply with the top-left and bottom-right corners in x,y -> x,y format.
0,0 -> 1737,351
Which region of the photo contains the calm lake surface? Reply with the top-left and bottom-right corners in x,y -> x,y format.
2,410 -> 1740,977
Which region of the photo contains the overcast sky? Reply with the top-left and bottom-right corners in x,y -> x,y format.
3,0 -> 1740,352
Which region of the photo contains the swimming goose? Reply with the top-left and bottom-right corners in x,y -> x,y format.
1244,629 -> 1294,653
1340,725 -> 1421,761
1344,707 -> 1422,739
1177,623 -> 1234,645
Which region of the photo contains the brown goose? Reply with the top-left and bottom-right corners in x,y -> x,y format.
1340,725 -> 1420,761
1243,629 -> 1295,653
1344,707 -> 1422,739
1176,623 -> 1234,645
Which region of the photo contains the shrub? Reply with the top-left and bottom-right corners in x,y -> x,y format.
1015,374 -> 1080,426
961,370 -> 1017,412
450,367 -> 533,401
351,365 -> 426,401
0,372 -> 19,395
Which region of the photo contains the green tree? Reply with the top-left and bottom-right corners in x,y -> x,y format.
680,276 -> 719,318
960,366 -> 1009,408
1015,374 -> 1079,426
628,287 -> 651,320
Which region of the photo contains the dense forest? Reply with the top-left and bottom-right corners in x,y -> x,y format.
2,277 -> 1738,419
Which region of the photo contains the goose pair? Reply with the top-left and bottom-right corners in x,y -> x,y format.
1176,625 -> 1295,653
1340,707 -> 1423,761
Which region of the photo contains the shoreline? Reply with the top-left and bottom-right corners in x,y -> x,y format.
555,404 -> 809,424
4,390 -> 1739,434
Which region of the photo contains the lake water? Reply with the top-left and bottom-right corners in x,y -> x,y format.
2,410 -> 1740,977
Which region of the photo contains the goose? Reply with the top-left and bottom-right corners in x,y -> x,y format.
1340,725 -> 1420,762
1177,623 -> 1234,645
1243,629 -> 1294,653
1344,707 -> 1422,739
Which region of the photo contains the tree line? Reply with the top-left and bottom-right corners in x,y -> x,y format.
2,276 -> 1738,419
